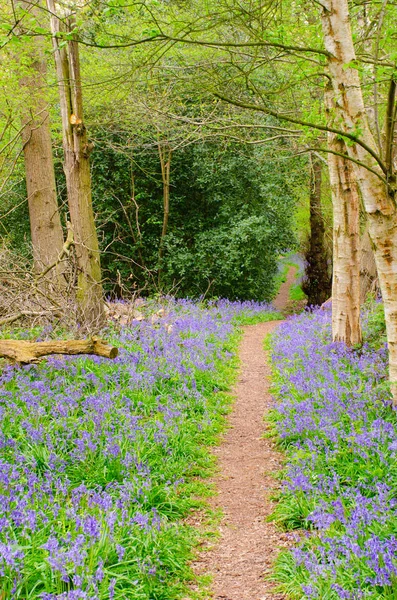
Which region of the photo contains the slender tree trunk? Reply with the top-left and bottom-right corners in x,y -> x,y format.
327,140 -> 362,345
157,142 -> 172,283
19,1 -> 64,280
324,76 -> 362,346
321,0 -> 397,399
129,165 -> 145,268
360,225 -> 378,303
47,0 -> 104,329
302,153 -> 331,307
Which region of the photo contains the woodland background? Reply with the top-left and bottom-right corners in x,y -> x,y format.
0,0 -> 337,310
1,0 -> 396,388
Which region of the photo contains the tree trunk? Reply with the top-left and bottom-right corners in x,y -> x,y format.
324,74 -> 362,346
20,1 -> 65,281
47,0 -> 104,330
157,143 -> 172,284
0,337 -> 118,363
302,153 -> 332,307
321,0 -> 397,400
327,140 -> 362,345
360,225 -> 378,303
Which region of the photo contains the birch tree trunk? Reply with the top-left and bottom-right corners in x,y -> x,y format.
20,1 -> 64,280
360,225 -> 378,303
327,139 -> 362,345
47,0 -> 104,329
321,0 -> 397,400
324,75 -> 362,345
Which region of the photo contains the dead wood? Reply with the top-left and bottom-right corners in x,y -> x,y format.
0,336 -> 118,363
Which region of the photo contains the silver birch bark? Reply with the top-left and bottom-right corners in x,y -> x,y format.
321,0 -> 397,400
327,138 -> 362,345
324,76 -> 361,345
360,226 -> 378,303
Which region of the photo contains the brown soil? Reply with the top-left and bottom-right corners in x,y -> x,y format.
273,266 -> 307,316
273,267 -> 298,313
190,320 -> 290,600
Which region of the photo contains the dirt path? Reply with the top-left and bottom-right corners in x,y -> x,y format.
192,320 -> 289,600
272,266 -> 297,313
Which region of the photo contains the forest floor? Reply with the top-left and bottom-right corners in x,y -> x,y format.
190,276 -> 295,599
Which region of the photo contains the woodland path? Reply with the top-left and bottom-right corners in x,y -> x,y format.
272,266 -> 298,313
188,265 -> 296,599
192,320 -> 289,600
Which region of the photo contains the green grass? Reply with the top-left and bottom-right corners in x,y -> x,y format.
232,311 -> 283,326
289,283 -> 306,302
273,253 -> 307,309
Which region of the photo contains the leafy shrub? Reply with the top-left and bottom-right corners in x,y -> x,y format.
91,134 -> 299,300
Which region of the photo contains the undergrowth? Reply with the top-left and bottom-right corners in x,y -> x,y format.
0,299 -> 275,599
269,302 -> 397,599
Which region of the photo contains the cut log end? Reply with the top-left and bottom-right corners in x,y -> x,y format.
108,347 -> 118,359
92,338 -> 119,359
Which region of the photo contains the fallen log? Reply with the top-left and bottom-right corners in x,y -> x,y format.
0,336 -> 118,363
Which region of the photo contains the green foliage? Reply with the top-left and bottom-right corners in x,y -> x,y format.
0,167 -> 31,254
289,283 -> 306,302
91,132 -> 299,300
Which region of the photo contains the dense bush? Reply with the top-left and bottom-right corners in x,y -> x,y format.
2,131 -> 299,302
91,134 -> 299,300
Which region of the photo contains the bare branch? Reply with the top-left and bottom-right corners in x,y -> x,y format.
214,92 -> 388,175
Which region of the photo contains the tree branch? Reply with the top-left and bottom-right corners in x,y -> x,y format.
214,92 -> 388,175
385,73 -> 397,172
72,32 -> 330,57
305,147 -> 388,185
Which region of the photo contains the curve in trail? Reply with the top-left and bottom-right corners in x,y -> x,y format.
273,266 -> 297,313
193,321 -> 289,600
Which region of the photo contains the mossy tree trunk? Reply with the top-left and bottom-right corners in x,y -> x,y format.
20,0 -> 65,283
47,0 -> 104,330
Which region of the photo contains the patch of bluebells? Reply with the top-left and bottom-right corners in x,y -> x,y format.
209,298 -> 277,316
271,308 -> 397,599
0,300 -> 274,599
